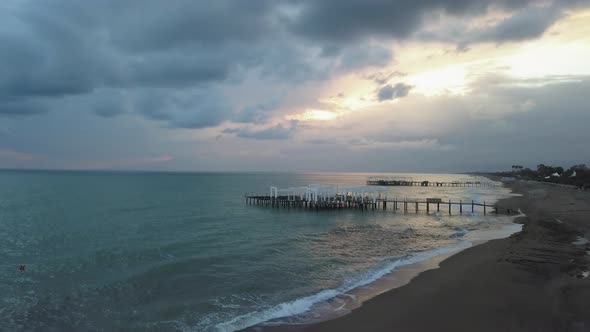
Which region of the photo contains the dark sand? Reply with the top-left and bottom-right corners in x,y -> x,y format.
249,179 -> 590,332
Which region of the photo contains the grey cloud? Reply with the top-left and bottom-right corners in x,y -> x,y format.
134,92 -> 172,121
105,0 -> 276,52
224,121 -> 299,140
279,77 -> 590,172
421,2 -> 590,49
0,9 -> 106,101
377,83 -> 413,101
337,44 -> 393,70
449,6 -> 564,49
0,100 -> 47,116
477,6 -> 561,42
92,91 -> 127,118
133,89 -> 232,129
288,0 -> 541,43
443,78 -> 590,169
0,0 -> 274,120
94,105 -> 123,118
365,71 -> 408,85
126,51 -> 234,88
233,101 -> 280,124
0,0 -> 586,129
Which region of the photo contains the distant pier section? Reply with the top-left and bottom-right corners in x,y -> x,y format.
245,184 -> 514,215
366,176 -> 497,188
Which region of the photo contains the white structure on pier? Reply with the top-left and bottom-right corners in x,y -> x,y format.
270,184 -> 389,202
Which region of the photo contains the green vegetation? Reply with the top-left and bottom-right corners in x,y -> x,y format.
497,164 -> 590,189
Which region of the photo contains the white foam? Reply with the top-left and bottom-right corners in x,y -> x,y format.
212,242 -> 472,332
212,211 -> 525,332
572,237 -> 589,246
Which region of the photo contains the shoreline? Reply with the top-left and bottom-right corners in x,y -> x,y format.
241,179 -> 523,331
247,177 -> 590,332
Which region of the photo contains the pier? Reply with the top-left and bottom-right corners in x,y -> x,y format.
366,177 -> 497,187
245,185 -> 515,215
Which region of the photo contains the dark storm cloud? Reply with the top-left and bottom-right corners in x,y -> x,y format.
337,45 -> 393,70
104,0 -> 276,52
421,4 -> 571,49
279,76 -> 590,172
233,101 -> 280,124
377,83 -> 413,101
0,6 -> 107,101
223,121 -> 299,140
132,89 -> 233,129
430,76 -> 590,170
0,100 -> 47,116
0,0 -> 275,122
91,91 -> 127,118
474,6 -> 562,43
125,51 -> 234,88
288,0 -> 539,43
0,0 -> 586,125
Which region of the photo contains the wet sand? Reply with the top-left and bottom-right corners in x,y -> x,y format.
250,179 -> 590,332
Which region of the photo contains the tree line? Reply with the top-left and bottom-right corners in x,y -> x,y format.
497,164 -> 590,189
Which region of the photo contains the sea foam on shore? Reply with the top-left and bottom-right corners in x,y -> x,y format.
217,214 -> 524,332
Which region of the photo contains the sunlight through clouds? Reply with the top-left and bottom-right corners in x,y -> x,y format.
287,109 -> 339,121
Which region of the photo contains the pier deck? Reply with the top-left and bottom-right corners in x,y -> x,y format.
245,194 -> 515,215
366,178 -> 497,187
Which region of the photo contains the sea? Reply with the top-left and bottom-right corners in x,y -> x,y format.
0,171 -> 520,331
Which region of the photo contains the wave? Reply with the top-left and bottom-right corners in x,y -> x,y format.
212,241 -> 472,332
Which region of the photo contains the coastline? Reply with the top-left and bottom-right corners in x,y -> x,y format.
246,177 -> 590,332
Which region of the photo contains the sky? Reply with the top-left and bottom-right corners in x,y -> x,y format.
1,0 -> 590,172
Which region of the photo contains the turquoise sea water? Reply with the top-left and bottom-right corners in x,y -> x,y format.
0,171 -> 514,331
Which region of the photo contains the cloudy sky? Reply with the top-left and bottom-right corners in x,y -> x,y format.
1,0 -> 590,172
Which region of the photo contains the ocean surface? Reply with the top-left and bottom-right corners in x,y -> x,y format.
0,171 -> 517,331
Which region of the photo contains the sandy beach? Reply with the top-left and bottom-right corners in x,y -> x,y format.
251,178 -> 590,332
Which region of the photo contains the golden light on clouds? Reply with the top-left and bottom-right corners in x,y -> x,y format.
287,109 -> 339,121
316,8 -> 590,105
406,64 -> 470,96
499,38 -> 590,79
276,7 -> 590,133
322,95 -> 378,112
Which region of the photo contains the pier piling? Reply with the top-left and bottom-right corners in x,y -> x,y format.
245,185 -> 512,216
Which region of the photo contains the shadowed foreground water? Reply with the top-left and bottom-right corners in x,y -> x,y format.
0,171 -> 514,331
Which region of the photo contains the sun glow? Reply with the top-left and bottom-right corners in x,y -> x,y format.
287,109 -> 338,121
333,96 -> 377,110
406,64 -> 470,96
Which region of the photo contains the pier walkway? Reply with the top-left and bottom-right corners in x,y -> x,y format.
366,177 -> 497,187
245,195 -> 513,215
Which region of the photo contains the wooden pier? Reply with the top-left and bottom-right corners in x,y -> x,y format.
366,178 -> 496,187
245,194 -> 515,215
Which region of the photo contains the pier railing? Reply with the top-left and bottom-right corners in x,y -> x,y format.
244,194 -> 515,215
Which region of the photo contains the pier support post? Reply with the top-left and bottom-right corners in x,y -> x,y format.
427,202 -> 429,214
472,200 -> 474,213
460,200 -> 462,214
484,202 -> 486,215
448,200 -> 451,215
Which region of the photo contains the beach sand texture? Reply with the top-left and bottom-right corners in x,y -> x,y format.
255,179 -> 590,332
